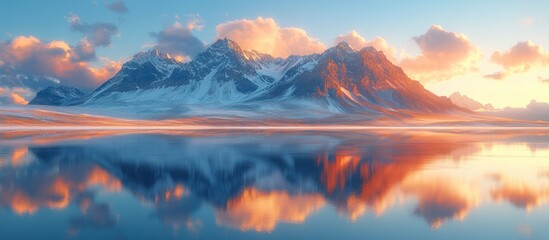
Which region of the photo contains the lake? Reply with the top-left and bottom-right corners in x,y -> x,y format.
0,129 -> 548,239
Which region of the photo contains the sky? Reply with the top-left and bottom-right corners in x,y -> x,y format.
0,0 -> 548,108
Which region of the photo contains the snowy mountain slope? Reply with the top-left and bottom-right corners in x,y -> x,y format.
85,49 -> 180,103
256,42 -> 459,113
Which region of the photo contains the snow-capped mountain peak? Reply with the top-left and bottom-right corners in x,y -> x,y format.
43,38 -> 465,116
209,38 -> 242,52
125,49 -> 180,75
86,49 -> 181,101
335,41 -> 355,52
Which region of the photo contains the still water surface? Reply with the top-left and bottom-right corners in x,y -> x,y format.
0,130 -> 548,239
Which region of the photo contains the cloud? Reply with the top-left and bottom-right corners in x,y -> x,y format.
105,0 -> 128,14
67,13 -> 118,47
215,17 -> 326,58
64,13 -> 120,63
0,36 -> 121,91
0,87 -> 32,105
487,41 -> 548,79
334,30 -> 397,62
185,13 -> 204,31
400,25 -> 481,81
488,100 -> 549,121
150,21 -> 206,62
69,203 -> 117,232
72,38 -> 96,62
483,72 -> 507,80
216,188 -> 325,232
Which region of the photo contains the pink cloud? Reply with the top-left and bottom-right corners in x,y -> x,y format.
0,36 -> 121,89
215,17 -> 326,58
333,31 -> 397,62
487,41 -> 548,79
400,25 -> 480,81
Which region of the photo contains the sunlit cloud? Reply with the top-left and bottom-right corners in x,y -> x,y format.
72,38 -> 96,62
485,41 -> 548,79
216,188 -> 325,232
215,17 -> 326,58
0,36 -> 121,90
401,175 -> 480,228
334,30 -> 397,62
0,162 -> 120,216
400,25 -> 481,81
185,13 -> 204,31
0,87 -> 32,105
491,182 -> 549,211
9,147 -> 29,166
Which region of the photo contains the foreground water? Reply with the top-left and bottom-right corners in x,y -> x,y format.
0,129 -> 548,239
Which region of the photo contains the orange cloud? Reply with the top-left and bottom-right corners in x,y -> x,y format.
490,173 -> 549,211
400,25 -> 480,81
491,180 -> 549,211
0,36 -> 121,89
216,188 -> 325,232
0,164 -> 122,216
10,92 -> 29,105
10,147 -> 29,166
318,149 -> 361,194
85,167 -> 122,192
0,87 -> 33,105
334,31 -> 397,62
215,17 -> 326,58
486,41 -> 548,79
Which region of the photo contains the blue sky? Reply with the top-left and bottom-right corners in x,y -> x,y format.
0,0 -> 548,107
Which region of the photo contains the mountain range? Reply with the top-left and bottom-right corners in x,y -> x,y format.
29,38 -> 465,117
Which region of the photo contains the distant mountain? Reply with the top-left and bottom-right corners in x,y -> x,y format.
30,39 -> 465,116
449,92 -> 494,111
28,85 -> 86,106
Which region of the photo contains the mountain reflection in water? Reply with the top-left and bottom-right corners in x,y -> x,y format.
0,130 -> 548,239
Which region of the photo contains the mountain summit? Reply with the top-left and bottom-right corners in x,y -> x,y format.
30,39 -> 464,116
